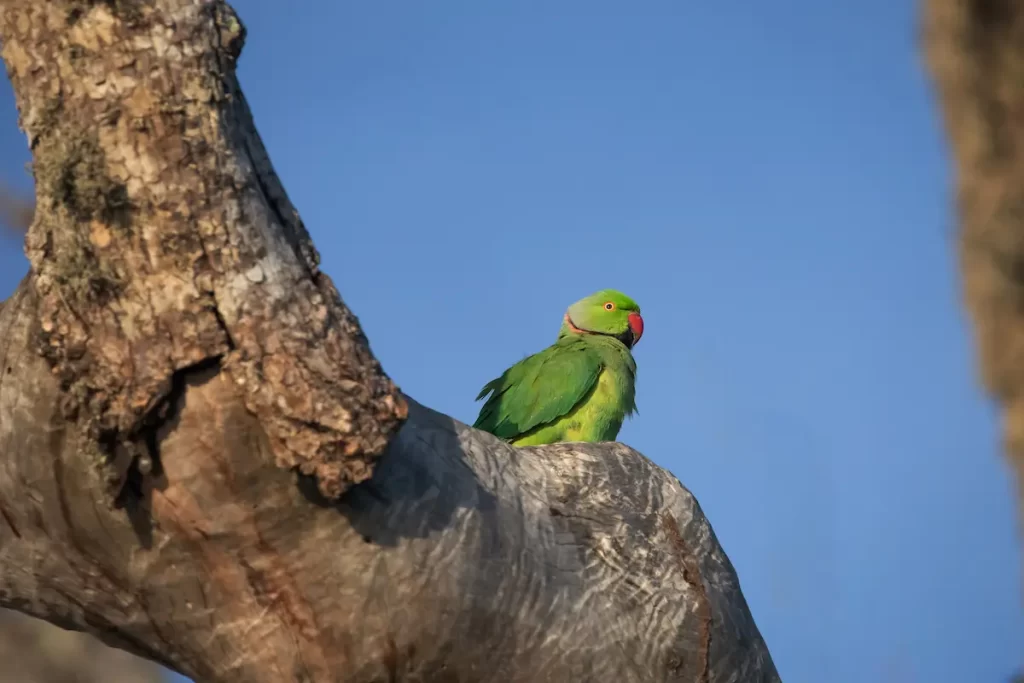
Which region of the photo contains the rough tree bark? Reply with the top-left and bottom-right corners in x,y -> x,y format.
0,2 -> 780,682
923,0 -> 1024,532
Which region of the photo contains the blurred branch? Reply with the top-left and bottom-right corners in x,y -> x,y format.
923,0 -> 1024,525
0,181 -> 31,236
0,2 -> 779,682
0,610 -> 166,683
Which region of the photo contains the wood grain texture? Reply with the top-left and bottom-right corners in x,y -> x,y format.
0,1 -> 780,680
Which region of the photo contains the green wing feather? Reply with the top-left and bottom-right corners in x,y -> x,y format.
473,337 -> 603,441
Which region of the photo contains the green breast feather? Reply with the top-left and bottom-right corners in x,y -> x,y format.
473,336 -> 636,445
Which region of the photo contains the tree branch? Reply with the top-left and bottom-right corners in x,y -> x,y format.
922,0 -> 1024,523
0,181 -> 32,237
0,1 -> 781,681
0,0 -> 406,499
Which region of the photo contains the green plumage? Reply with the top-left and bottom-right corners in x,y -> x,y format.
473,289 -> 643,446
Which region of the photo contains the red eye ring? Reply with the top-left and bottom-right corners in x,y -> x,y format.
604,302 -> 615,310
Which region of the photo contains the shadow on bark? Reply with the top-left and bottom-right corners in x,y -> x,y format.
299,408 -> 495,548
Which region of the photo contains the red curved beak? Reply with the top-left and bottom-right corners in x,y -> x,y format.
628,312 -> 644,345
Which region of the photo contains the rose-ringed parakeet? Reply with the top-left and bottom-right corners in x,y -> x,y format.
473,289 -> 644,446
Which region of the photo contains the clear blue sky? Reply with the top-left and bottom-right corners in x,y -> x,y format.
1,2 -> 1021,682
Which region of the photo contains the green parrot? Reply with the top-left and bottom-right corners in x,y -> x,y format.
473,289 -> 644,446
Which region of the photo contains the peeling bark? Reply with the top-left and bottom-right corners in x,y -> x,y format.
922,0 -> 1024,529
0,1 -> 780,681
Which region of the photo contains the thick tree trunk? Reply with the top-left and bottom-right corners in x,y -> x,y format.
0,2 -> 780,682
922,0 -> 1024,530
1,0 -> 407,500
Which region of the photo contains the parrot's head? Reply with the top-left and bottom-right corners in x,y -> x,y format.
559,289 -> 644,349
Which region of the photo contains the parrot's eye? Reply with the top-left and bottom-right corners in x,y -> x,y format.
604,302 -> 615,311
